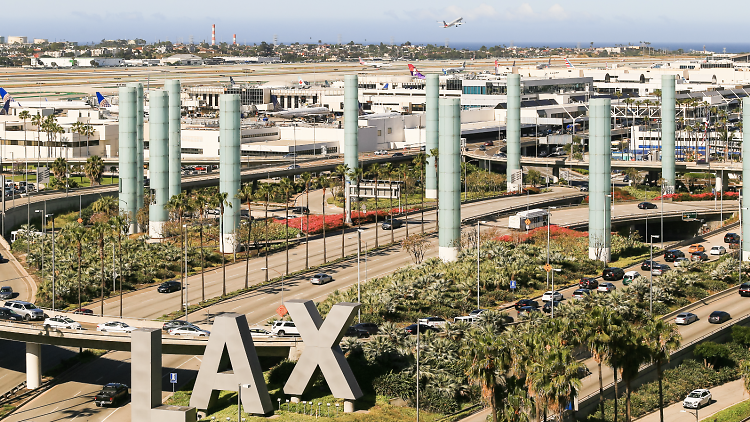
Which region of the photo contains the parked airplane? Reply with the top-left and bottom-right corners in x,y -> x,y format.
359,57 -> 392,68
536,58 -> 552,69
359,111 -> 400,120
0,99 -> 9,116
440,17 -> 464,28
96,92 -> 150,115
442,62 -> 466,74
0,87 -> 90,109
407,64 -> 426,79
565,58 -> 575,68
296,78 -> 311,89
263,96 -> 329,118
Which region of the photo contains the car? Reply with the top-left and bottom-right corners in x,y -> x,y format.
0,307 -> 22,321
675,312 -> 698,325
453,309 -> 488,323
541,291 -> 563,302
248,327 -> 274,337
352,323 -> 379,335
651,264 -> 670,276
382,219 -> 404,230
3,300 -> 44,321
517,306 -> 541,318
514,299 -> 540,310
640,260 -> 658,271
96,321 -> 135,333
623,175 -> 630,182
157,280 -> 182,293
708,311 -> 730,324
691,251 -> 709,262
391,152 -> 404,157
72,308 -> 94,315
683,389 -> 711,409
623,271 -> 642,285
344,326 -> 370,338
418,316 -> 447,327
578,185 -> 589,192
283,153 -> 297,158
291,206 -> 310,215
664,249 -> 685,262
484,141 -> 495,146
478,145 -> 486,151
740,283 -> 750,297
286,164 -> 301,170
374,150 -> 388,156
270,320 -> 299,336
572,289 -> 592,299
43,316 -> 83,330
542,300 -> 562,313
674,257 -> 690,267
638,202 -> 657,209
579,277 -> 598,289
493,152 -> 507,158
688,244 -> 706,253
0,286 -> 13,300
404,323 -> 438,335
597,283 -> 617,293
162,320 -> 196,332
310,273 -> 333,285
602,267 -> 625,281
169,326 -> 210,336
94,383 -> 129,407
710,246 -> 727,256
724,233 -> 741,244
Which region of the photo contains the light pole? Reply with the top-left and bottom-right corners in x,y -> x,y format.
661,182 -> 664,249
740,203 -> 747,284
34,209 -> 45,288
649,234 -> 660,314
184,224 -> 189,323
349,229 -> 365,323
680,409 -> 698,422
261,267 -> 284,305
551,268 -> 561,318
48,213 -> 55,311
477,220 -> 487,310
546,207 -> 556,289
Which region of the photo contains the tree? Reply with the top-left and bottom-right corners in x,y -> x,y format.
19,110 -> 30,166
211,191 -> 232,296
413,154 -> 426,234
165,191 -> 189,242
255,183 -> 273,283
644,319 -> 682,422
299,172 -> 313,269
62,222 -> 86,312
89,218 -> 109,316
92,195 -> 118,217
368,163 -> 381,248
236,183 -> 255,289
109,214 -> 128,317
462,327 -> 511,422
348,166 -> 365,228
402,233 -> 431,265
525,169 -> 543,187
318,174 -> 331,262
334,164 -> 350,258
527,342 -> 583,421
398,163 -> 410,237
189,192 -> 209,302
382,162 -> 396,244
278,178 -> 294,275
85,155 -> 105,185
31,113 -> 43,168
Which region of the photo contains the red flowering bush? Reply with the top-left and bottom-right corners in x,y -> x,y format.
495,225 -> 588,243
655,191 -> 738,201
283,208 -> 418,234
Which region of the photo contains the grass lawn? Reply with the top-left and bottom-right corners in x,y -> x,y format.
700,398 -> 750,422
1,173 -> 118,188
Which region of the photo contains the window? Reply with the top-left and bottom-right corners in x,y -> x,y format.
377,130 -> 382,136
387,128 -> 392,134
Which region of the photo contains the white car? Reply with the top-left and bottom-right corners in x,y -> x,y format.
270,320 -> 299,336
683,389 -> 711,409
417,317 -> 447,327
710,246 -> 727,256
43,316 -> 83,330
674,257 -> 690,267
541,291 -> 563,302
169,326 -> 210,337
674,312 -> 698,325
310,273 -> 333,285
453,309 -> 487,324
96,321 -> 135,333
374,150 -> 388,156
248,327 -> 274,338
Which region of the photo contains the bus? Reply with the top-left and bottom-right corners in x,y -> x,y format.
508,209 -> 549,231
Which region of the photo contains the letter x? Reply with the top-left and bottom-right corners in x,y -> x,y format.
283,300 -> 363,400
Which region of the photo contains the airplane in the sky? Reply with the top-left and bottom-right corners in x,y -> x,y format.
440,17 -> 464,28
407,64 -> 426,79
359,57 -> 392,68
565,58 -> 575,69
442,62 -> 466,74
96,92 -> 150,115
263,96 -> 329,118
0,87 -> 90,110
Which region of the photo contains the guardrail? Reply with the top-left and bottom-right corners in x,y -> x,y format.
0,380 -> 26,405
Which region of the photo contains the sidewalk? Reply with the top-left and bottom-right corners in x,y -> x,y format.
635,379 -> 748,422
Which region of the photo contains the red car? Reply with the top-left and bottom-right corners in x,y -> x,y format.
73,308 -> 94,315
483,141 -> 494,146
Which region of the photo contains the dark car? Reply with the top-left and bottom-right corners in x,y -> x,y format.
579,277 -> 598,289
664,249 -> 685,262
0,286 -> 13,300
725,233 -> 741,244
740,283 -> 750,297
691,251 -> 709,262
391,152 -> 404,157
478,145 -> 486,151
708,311 -> 731,324
404,324 -> 438,335
542,300 -> 562,313
518,306 -> 541,318
382,219 -> 404,230
514,299 -> 540,310
352,322 -> 379,335
157,280 -> 182,293
641,260 -> 658,271
94,383 -> 129,407
0,307 -> 22,321
602,267 -> 625,281
162,320 -> 196,332
73,308 -> 94,315
344,326 -> 370,338
638,202 -> 657,210
292,206 -> 310,215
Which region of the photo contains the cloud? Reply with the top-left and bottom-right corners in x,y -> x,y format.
502,3 -> 571,21
444,3 -> 498,21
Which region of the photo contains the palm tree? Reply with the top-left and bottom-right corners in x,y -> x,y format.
334,164 -> 350,258
211,191 -> 232,296
462,327 -> 510,422
19,110 -> 30,167
81,124 -> 95,157
644,319 -> 682,422
62,222 -> 86,312
109,214 -> 128,317
92,195 -> 118,217
398,163 -> 410,238
382,162 -> 395,243
367,163 -> 381,248
85,155 -> 105,186
278,178 -> 294,275
412,153 -> 426,234
618,326 -> 651,422
299,172 -> 313,269
581,306 -> 613,421
90,221 -> 109,316
50,157 -> 67,186
235,182 -> 255,289
30,113 -> 43,168
348,167 -> 364,228
189,192 -> 209,301
166,192 -> 189,241
255,183 -> 273,283
318,174 -> 331,262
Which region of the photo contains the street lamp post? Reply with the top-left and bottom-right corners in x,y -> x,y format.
477,220 -> 487,310
261,267 -> 284,305
649,234 -> 660,314
184,224 -> 189,323
34,209 -> 45,290
681,409 -> 698,422
546,207 -> 556,289
350,229 -> 365,323
48,213 -> 55,311
551,268 -> 561,319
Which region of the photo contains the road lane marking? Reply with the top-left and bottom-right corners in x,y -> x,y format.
100,407 -> 121,422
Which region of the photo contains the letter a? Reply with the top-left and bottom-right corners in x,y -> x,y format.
190,313 -> 273,414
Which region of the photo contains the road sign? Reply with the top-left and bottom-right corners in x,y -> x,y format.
36,167 -> 50,185
169,373 -> 177,384
682,211 -> 698,221
544,263 -> 552,272
276,304 -> 288,317
510,280 -> 517,289
77,218 -> 83,224
524,218 -> 531,226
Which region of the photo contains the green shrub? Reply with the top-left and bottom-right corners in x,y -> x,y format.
700,279 -> 729,293
694,342 -> 732,368
683,286 -> 708,300
374,371 -> 416,399
652,302 -> 670,316
731,326 -> 750,348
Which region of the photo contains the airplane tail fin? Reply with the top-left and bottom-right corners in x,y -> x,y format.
359,57 -> 365,65
408,64 -> 416,76
415,70 -> 425,80
0,99 -> 9,116
96,92 -> 111,108
565,58 -> 574,68
383,83 -> 389,90
443,21 -> 447,27
442,69 -> 447,75
230,76 -> 236,85
512,60 -> 515,67
0,87 -> 12,103
271,95 -> 281,111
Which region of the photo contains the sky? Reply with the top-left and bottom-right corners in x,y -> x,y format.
5,1 -> 750,48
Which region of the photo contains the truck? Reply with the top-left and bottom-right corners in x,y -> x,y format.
94,383 -> 129,407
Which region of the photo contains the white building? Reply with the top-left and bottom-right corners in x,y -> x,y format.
7,36 -> 27,44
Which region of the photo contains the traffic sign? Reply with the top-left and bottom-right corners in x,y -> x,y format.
169,373 -> 177,384
510,280 -> 517,289
544,263 -> 552,272
77,218 -> 83,224
682,211 -> 698,221
276,305 -> 288,317
524,218 -> 531,226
